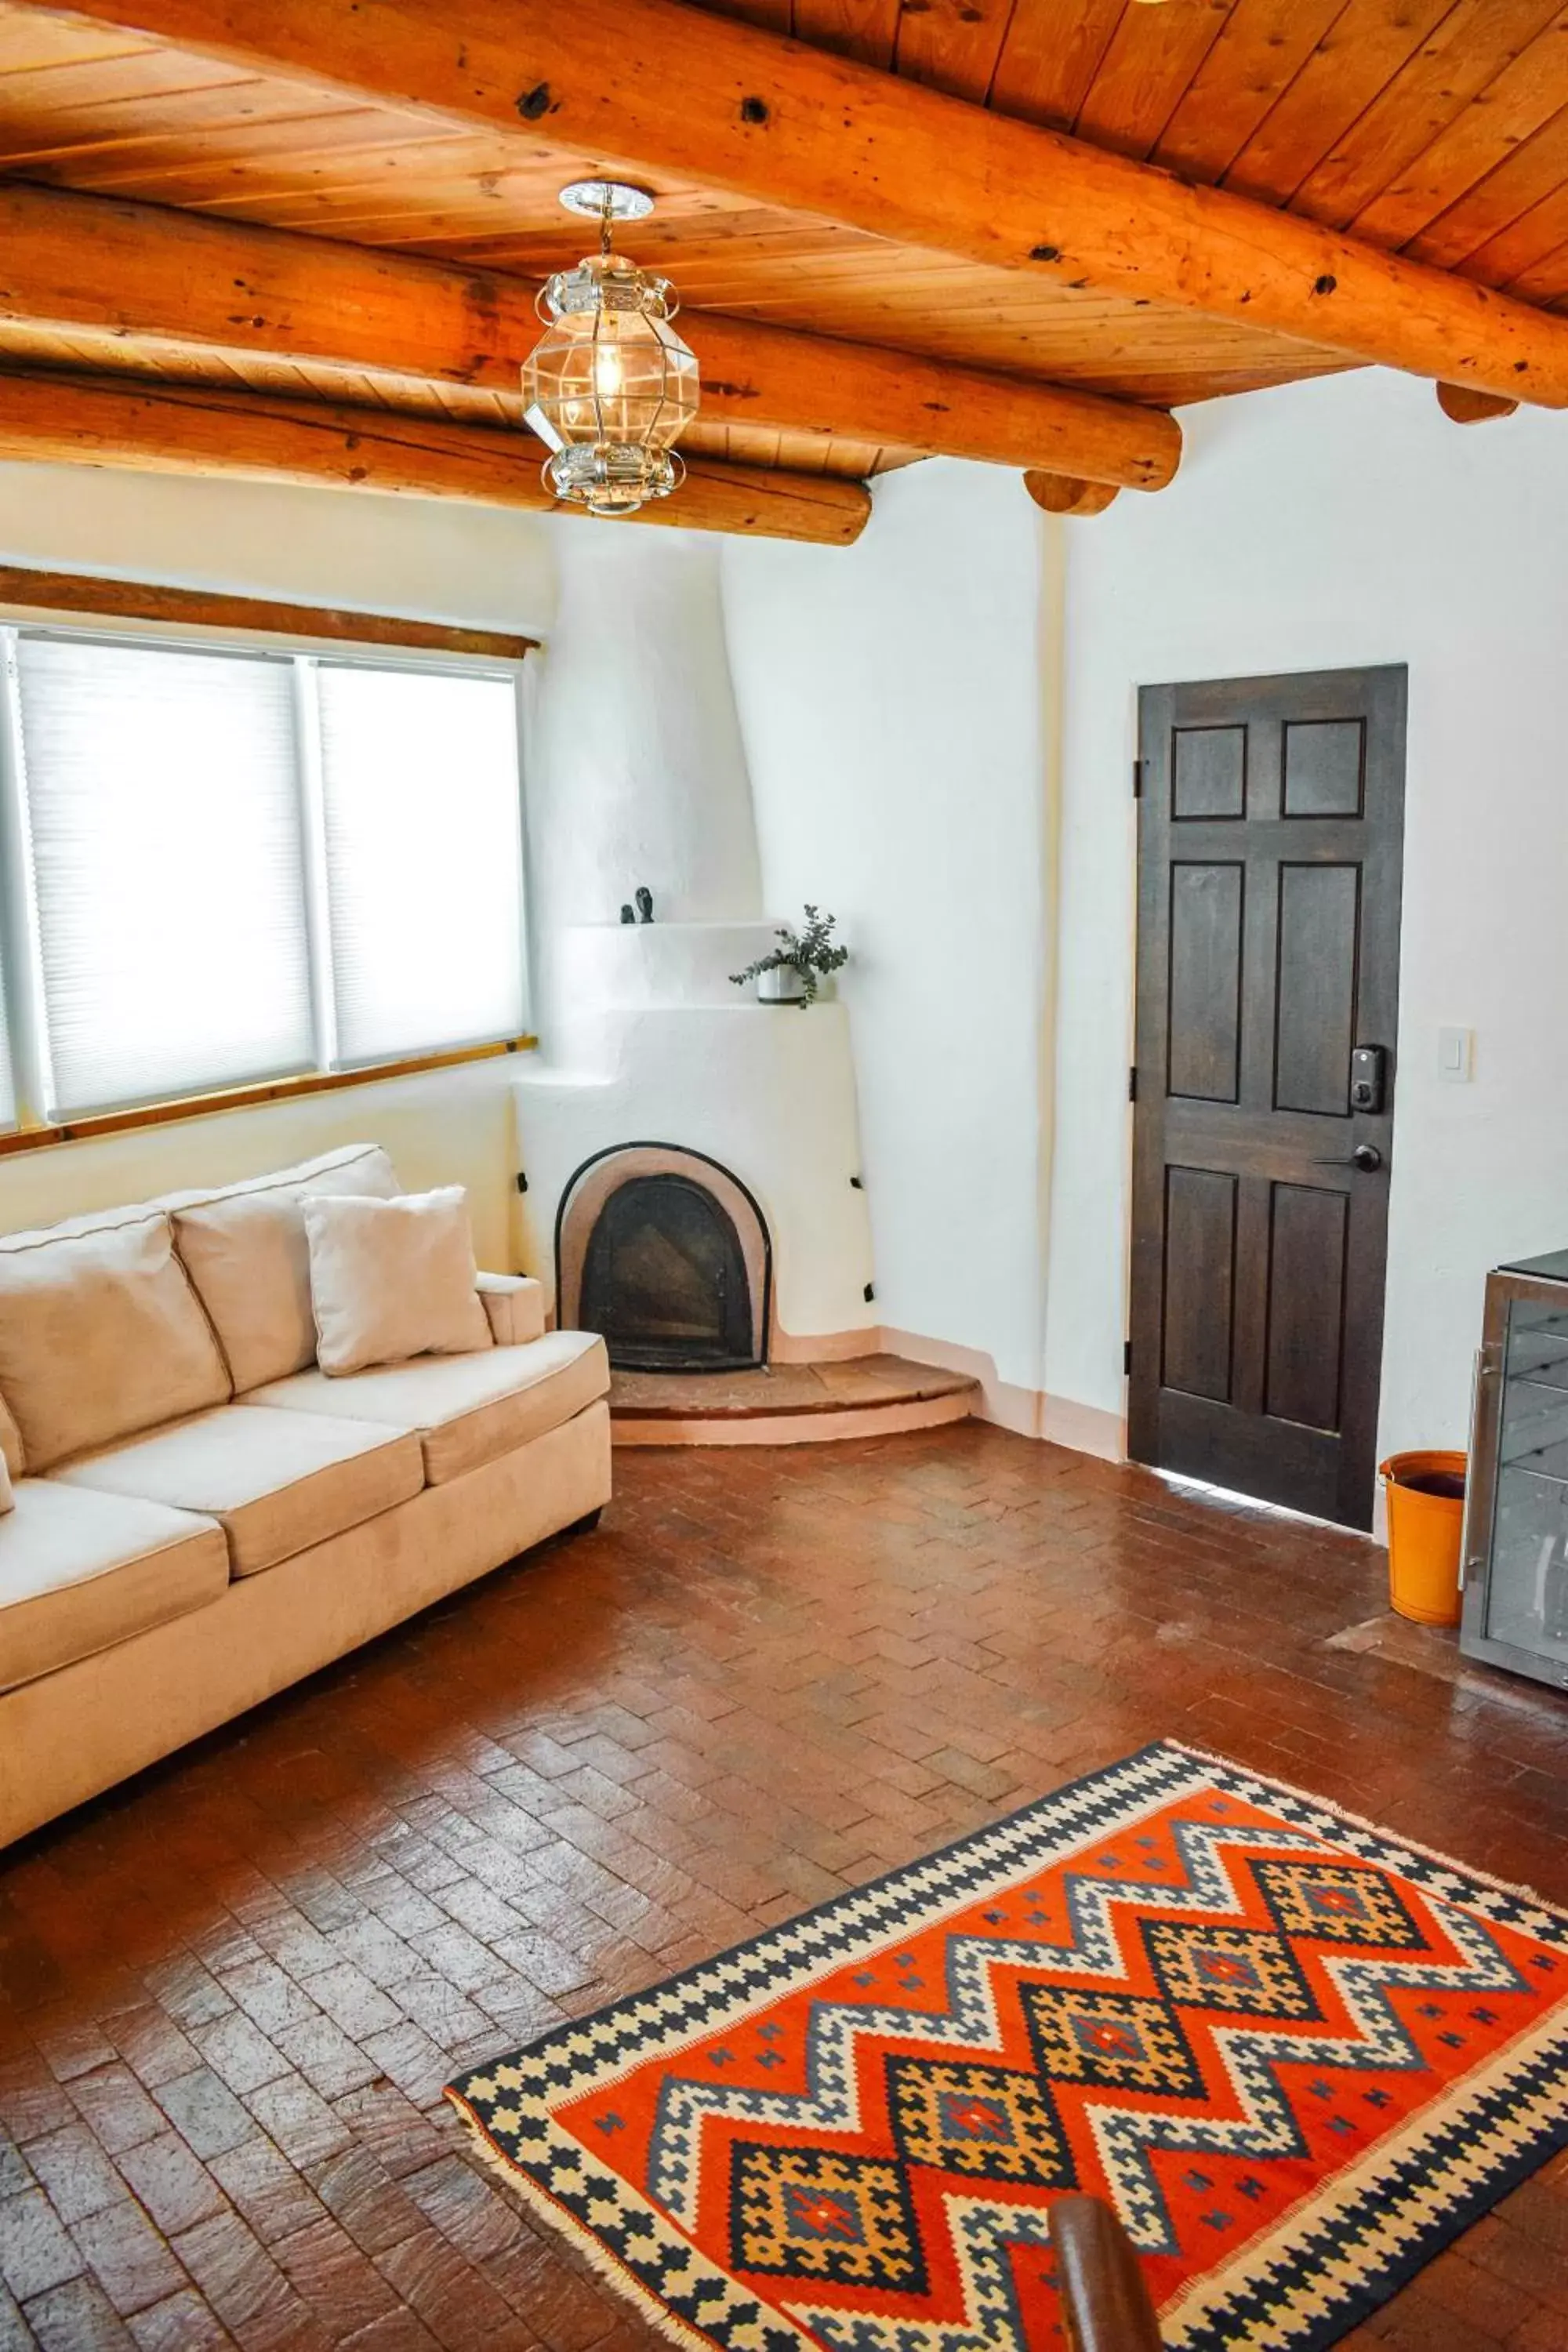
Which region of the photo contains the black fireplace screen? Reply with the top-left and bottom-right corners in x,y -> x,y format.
579,1174 -> 757,1371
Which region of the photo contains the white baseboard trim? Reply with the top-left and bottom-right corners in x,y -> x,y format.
1039,1391 -> 1127,1462
555,1309 -> 1126,1465
877,1328 -> 1127,1461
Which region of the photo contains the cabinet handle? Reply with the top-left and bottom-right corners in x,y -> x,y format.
1459,1345 -> 1501,1592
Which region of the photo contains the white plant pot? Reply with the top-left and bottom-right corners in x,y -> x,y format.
756,964 -> 808,1004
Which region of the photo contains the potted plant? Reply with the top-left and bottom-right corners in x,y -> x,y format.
731,906 -> 848,1008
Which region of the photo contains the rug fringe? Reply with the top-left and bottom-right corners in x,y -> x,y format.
446,2090 -> 743,2352
1168,1737 -> 1568,1924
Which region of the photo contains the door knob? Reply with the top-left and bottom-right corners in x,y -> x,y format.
1312,1143 -> 1383,1173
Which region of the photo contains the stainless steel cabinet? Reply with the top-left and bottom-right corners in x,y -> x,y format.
1461,1247 -> 1568,1689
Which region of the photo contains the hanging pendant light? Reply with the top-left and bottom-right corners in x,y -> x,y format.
522,181 -> 700,519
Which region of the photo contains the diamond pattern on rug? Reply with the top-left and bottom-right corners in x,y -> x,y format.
885,2053 -> 1073,2187
1142,1918 -> 1323,2020
729,2143 -> 927,2291
448,1740 -> 1568,2352
1021,1980 -> 1207,2097
1253,1857 -> 1428,1948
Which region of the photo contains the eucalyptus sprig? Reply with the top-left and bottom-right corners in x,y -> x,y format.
730,905 -> 848,1009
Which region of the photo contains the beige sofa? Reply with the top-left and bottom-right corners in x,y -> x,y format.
0,1143 -> 611,1848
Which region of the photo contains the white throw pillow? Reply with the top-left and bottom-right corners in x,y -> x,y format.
303,1187 -> 492,1376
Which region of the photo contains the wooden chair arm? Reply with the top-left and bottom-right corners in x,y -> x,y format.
1050,2194 -> 1162,2352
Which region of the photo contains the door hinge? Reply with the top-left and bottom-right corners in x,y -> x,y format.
515,1171 -> 529,1194
1128,1065 -> 1138,1103
1123,1338 -> 1133,1377
1132,758 -> 1144,800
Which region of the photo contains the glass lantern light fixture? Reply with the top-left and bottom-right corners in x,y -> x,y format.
522,180 -> 700,518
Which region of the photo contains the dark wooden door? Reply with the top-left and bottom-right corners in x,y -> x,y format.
1129,666 -> 1406,1530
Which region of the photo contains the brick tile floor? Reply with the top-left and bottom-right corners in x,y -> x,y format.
2,1425 -> 1566,2349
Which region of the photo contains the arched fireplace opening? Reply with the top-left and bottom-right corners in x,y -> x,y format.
557,1145 -> 771,1373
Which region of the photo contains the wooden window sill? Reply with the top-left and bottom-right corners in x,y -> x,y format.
0,1036 -> 537,1157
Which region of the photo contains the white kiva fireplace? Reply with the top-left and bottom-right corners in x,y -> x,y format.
513,528 -> 875,1365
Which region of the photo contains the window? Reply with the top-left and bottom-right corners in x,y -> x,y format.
315,664 -> 526,1069
0,626 -> 527,1127
0,966 -> 14,1134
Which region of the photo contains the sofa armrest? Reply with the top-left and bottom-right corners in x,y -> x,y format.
476,1272 -> 547,1347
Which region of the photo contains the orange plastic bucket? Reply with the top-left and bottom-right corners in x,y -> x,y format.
1380,1450 -> 1466,1626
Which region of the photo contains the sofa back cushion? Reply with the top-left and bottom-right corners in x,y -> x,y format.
0,1396 -> 21,1485
0,1215 -> 231,1470
172,1144 -> 401,1392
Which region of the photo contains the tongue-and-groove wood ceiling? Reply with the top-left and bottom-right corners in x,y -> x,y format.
0,0 -> 1563,539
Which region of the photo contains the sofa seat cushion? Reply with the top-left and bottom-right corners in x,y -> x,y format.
0,1482 -> 227,1691
249,1331 -> 610,1486
55,1405 -> 425,1578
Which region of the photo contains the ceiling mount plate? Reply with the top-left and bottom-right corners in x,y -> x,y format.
558,180 -> 656,222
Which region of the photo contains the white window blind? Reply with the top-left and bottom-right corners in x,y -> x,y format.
0,969 -> 16,1133
16,636 -> 314,1116
315,664 -> 524,1068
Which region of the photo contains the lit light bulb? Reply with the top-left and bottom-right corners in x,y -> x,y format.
593,339 -> 626,401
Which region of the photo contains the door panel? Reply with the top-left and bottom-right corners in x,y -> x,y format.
1130,666 -> 1406,1530
1263,1183 -> 1348,1432
1167,865 -> 1243,1102
1272,863 -> 1359,1114
1173,725 -> 1247,819
1162,1167 -> 1236,1403
1282,718 -> 1364,817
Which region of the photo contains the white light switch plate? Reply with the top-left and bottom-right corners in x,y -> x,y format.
1438,1025 -> 1474,1083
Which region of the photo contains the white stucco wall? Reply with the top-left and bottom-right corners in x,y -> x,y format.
1049,368 -> 1568,1477
524,526 -> 763,1040
0,465 -> 870,1328
13,401 -> 1543,1494
723,460 -> 1057,1401
0,459 -> 557,636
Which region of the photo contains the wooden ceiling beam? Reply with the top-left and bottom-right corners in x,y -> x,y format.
0,368 -> 871,544
36,0 -> 1568,408
0,180 -> 1179,491
1025,471 -> 1120,517
1436,383 -> 1520,425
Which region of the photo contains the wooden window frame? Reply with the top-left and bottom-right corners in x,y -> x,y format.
0,568 -> 537,1152
0,1034 -> 538,1159
0,568 -> 537,663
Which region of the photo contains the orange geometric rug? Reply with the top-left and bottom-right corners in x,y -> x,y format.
447,1741 -> 1568,2352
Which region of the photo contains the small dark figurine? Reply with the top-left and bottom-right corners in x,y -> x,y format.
620,903 -> 636,925
635,886 -> 655,924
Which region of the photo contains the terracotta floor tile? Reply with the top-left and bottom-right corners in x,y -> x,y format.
0,2189 -> 83,2304
3,1428 -> 1568,2349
